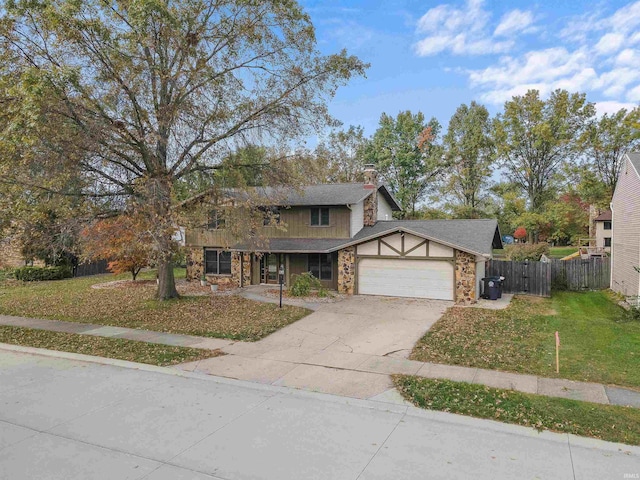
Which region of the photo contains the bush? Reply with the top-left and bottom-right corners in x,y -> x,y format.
504,243 -> 550,261
14,266 -> 73,282
290,272 -> 324,297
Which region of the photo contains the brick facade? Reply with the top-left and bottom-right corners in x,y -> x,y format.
455,250 -> 476,304
337,247 -> 356,294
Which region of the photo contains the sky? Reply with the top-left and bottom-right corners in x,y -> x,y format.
301,0 -> 640,136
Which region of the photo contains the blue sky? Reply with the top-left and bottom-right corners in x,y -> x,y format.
301,0 -> 640,135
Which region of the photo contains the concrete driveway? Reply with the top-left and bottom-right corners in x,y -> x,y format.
179,295 -> 451,399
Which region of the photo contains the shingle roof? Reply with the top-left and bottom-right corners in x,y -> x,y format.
229,219 -> 501,256
249,184 -> 401,210
343,219 -> 502,257
594,210 -> 612,221
628,152 -> 640,176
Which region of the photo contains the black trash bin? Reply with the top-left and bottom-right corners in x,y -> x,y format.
491,276 -> 505,299
482,277 -> 500,300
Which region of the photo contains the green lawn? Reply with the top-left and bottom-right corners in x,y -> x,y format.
548,246 -> 579,258
0,325 -> 221,366
0,270 -> 310,341
411,291 -> 640,389
395,376 -> 640,446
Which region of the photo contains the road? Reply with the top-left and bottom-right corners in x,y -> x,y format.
0,346 -> 638,480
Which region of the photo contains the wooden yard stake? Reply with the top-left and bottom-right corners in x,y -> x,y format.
555,331 -> 560,374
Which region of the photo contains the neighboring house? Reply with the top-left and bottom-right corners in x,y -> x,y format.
0,234 -> 27,269
593,210 -> 612,253
185,165 -> 502,304
611,152 -> 640,297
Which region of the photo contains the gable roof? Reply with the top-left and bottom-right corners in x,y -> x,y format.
178,183 -> 402,211
337,219 -> 502,257
594,210 -> 612,221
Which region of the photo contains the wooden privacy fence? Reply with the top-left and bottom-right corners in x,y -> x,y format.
486,257 -> 610,297
73,260 -> 109,277
487,260 -> 551,297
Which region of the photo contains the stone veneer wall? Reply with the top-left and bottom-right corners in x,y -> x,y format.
186,247 -> 204,281
363,191 -> 378,227
337,247 -> 356,294
186,248 -> 247,289
455,250 -> 476,304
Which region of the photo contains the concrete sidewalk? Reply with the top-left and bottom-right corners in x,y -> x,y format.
0,347 -> 638,480
2,313 -> 640,408
0,314 -> 233,351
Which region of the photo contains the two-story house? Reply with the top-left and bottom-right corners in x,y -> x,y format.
185,165 -> 502,303
594,210 -> 612,253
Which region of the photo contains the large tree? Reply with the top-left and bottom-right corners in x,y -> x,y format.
579,107 -> 640,198
442,101 -> 494,218
0,0 -> 367,299
368,111 -> 444,218
493,90 -> 595,224
315,125 -> 369,183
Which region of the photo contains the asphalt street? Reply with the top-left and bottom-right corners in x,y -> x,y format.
0,346 -> 638,480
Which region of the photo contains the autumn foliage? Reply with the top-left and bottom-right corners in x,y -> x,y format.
81,216 -> 153,280
513,226 -> 527,241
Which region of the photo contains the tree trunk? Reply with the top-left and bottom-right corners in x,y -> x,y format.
157,256 -> 178,300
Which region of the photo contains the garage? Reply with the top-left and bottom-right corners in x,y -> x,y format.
357,257 -> 454,300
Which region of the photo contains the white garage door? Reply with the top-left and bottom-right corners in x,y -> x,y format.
358,258 -> 454,300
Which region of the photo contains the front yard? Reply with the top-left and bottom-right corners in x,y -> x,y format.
0,270 -> 310,341
394,376 -> 640,446
411,291 -> 640,389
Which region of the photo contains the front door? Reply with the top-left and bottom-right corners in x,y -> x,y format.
260,253 -> 281,284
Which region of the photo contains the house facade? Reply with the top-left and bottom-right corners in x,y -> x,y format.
593,210 -> 612,253
611,153 -> 640,297
185,166 -> 502,304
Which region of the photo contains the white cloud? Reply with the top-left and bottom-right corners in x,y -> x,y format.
414,0 -> 534,56
455,1 -> 640,111
494,10 -> 535,37
595,101 -> 638,116
594,33 -> 625,55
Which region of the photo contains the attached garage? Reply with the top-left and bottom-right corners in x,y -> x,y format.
357,258 -> 454,300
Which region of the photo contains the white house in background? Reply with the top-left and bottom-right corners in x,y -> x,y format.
611,152 -> 640,297
594,210 -> 612,253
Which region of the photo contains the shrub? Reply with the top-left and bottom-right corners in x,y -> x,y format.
290,272 -> 323,297
14,266 -> 73,282
504,243 -> 550,261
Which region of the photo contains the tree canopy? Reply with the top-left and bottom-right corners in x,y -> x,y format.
0,0 -> 367,298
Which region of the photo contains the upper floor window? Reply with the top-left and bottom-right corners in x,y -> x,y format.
262,207 -> 281,226
207,210 -> 225,230
604,237 -> 612,247
205,250 -> 231,275
603,221 -> 612,230
310,207 -> 330,226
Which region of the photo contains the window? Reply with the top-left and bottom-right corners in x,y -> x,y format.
308,253 -> 332,281
207,210 -> 225,230
262,207 -> 281,226
604,237 -> 612,247
205,250 -> 232,275
310,207 -> 330,226
604,221 -> 612,230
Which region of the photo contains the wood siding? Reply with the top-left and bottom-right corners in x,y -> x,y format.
186,206 -> 352,247
611,157 -> 640,297
288,253 -> 338,290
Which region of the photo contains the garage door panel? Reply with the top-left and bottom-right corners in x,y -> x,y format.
358,258 -> 454,300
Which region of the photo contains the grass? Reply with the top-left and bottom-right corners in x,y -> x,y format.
548,246 -> 579,258
0,270 -> 310,341
394,376 -> 640,446
0,325 -> 220,366
410,291 -> 640,389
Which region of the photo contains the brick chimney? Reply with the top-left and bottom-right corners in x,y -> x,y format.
363,164 -> 378,226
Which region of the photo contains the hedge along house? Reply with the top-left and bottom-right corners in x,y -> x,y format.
184,166 -> 502,304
